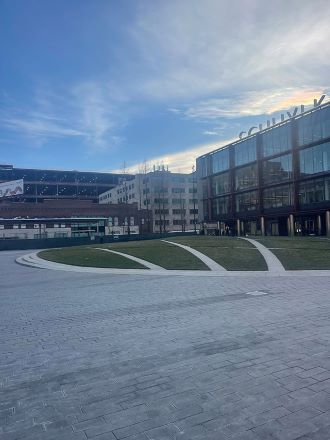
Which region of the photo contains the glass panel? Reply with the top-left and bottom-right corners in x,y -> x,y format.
263,184 -> 294,209
300,142 -> 330,176
235,164 -> 258,190
196,156 -> 208,178
263,154 -> 293,184
235,190 -> 258,212
261,123 -> 291,157
298,106 -> 330,146
212,196 -> 230,216
211,148 -> 229,174
212,172 -> 230,195
299,178 -> 330,205
234,138 -> 257,166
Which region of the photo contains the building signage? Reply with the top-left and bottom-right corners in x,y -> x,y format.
239,95 -> 326,139
0,179 -> 24,198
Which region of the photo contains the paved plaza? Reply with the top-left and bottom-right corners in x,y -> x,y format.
2,251 -> 330,439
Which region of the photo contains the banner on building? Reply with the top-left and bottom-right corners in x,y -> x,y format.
0,179 -> 24,198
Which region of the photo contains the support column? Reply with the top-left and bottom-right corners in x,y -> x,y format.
236,219 -> 241,236
261,216 -> 265,236
326,211 -> 330,237
288,214 -> 294,236
317,215 -> 322,235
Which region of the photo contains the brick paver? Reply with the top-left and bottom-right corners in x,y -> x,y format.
1,250 -> 330,439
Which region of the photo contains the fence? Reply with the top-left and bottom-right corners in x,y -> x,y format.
0,232 -> 196,251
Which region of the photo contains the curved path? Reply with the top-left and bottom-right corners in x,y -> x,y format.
95,247 -> 165,271
239,237 -> 285,273
16,251 -> 330,277
161,239 -> 227,272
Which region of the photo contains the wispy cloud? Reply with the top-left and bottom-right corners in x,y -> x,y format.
110,139 -> 233,174
129,0 -> 330,103
177,88 -> 329,121
0,81 -> 127,152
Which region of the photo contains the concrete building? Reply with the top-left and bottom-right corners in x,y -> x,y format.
0,199 -> 149,239
197,99 -> 330,236
99,169 -> 198,233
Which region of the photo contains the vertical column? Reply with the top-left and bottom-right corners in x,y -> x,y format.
326,211 -> 330,237
261,216 -> 265,236
317,215 -> 322,235
288,214 -> 294,236
236,219 -> 241,236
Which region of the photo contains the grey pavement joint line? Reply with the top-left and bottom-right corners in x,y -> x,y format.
161,239 -> 227,272
94,247 -> 165,271
239,237 -> 286,273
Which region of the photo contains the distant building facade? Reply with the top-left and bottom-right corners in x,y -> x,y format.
197,101 -> 330,236
99,169 -> 198,232
0,164 -> 132,203
0,200 -> 149,239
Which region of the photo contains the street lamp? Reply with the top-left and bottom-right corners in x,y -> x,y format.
192,165 -> 197,233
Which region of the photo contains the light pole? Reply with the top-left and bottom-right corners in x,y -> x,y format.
192,165 -> 197,233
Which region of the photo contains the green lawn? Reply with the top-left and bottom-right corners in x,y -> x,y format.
166,236 -> 268,271
39,247 -> 147,269
99,239 -> 209,270
255,236 -> 330,270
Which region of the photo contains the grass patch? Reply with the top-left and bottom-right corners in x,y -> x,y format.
167,236 -> 268,271
39,247 -> 147,269
256,237 -> 330,270
99,239 -> 209,270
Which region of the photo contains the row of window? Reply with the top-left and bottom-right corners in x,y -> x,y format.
154,209 -> 199,215
198,107 -> 330,176
155,219 -> 196,226
208,143 -> 330,196
151,198 -> 198,204
0,223 -> 68,229
211,177 -> 330,215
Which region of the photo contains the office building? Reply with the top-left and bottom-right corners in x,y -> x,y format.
197,100 -> 330,236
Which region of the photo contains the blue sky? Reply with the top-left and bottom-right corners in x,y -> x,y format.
0,0 -> 329,173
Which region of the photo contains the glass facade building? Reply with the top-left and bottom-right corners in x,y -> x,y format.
197,101 -> 330,236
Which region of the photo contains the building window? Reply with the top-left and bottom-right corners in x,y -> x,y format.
154,198 -> 168,204
155,209 -> 169,215
172,198 -> 184,205
172,188 -> 185,193
196,156 -> 208,178
189,198 -> 198,204
299,177 -> 330,205
300,142 -> 330,176
263,154 -> 293,184
211,148 -> 229,174
234,138 -> 257,166
0,225 -> 4,229
212,196 -> 230,216
189,187 -> 197,193
172,209 -> 186,215
235,190 -> 259,212
155,220 -> 170,225
189,209 -> 198,214
13,224 -> 19,229
297,106 -> 330,146
212,172 -> 230,195
263,184 -> 294,209
235,164 -> 258,190
261,124 -> 291,157
172,176 -> 185,183
173,219 -> 186,225
34,224 -> 39,229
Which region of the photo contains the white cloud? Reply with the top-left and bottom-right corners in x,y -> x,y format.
129,0 -> 330,102
0,81 -> 127,152
180,88 -> 329,121
110,139 -> 233,174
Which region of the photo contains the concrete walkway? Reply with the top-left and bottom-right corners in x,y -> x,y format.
161,239 -> 227,272
15,251 -> 330,277
95,247 -> 165,271
239,237 -> 286,273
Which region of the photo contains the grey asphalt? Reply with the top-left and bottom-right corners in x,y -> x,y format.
1,251 -> 330,440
